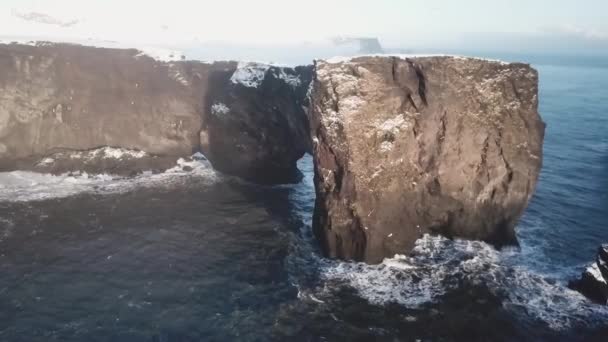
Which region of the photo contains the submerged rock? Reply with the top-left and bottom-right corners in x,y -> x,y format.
0,43 -> 311,183
570,245 -> 608,305
310,56 -> 545,263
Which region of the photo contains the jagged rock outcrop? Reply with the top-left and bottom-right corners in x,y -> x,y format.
569,245 -> 608,305
310,56 -> 545,263
0,42 -> 311,182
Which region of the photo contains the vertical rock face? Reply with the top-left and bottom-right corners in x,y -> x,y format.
201,62 -> 313,183
0,43 -> 218,163
310,56 -> 545,263
0,43 -> 311,183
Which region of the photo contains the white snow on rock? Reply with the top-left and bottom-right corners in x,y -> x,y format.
135,47 -> 185,62
586,263 -> 607,284
322,54 -> 510,66
0,36 -> 188,63
275,69 -> 301,88
230,62 -> 269,88
211,103 -> 230,117
0,39 -> 43,47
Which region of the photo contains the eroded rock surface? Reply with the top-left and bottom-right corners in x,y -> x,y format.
310,56 -> 545,263
0,43 -> 311,183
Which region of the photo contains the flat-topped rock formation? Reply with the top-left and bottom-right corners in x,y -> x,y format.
0,42 -> 311,182
309,56 -> 545,263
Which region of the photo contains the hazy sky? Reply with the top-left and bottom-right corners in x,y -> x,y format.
2,0 -> 608,52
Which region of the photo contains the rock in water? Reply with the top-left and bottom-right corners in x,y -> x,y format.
570,245 -> 608,305
310,56 -> 545,263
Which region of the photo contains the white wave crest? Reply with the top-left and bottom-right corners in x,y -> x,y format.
320,234 -> 608,329
0,154 -> 217,203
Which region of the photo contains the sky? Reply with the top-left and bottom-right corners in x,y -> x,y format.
1,0 -> 607,56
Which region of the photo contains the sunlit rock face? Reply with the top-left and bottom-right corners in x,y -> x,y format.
309,56 -> 545,263
0,43 -> 312,183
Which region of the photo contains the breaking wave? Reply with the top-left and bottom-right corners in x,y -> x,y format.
0,154 -> 217,203
318,234 -> 608,330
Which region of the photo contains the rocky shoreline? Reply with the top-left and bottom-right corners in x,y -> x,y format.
0,42 -> 545,264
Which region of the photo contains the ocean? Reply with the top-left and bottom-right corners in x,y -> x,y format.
0,56 -> 607,341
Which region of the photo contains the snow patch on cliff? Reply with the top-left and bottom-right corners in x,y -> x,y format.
322,54 -> 509,65
0,37 -> 188,63
230,62 -> 269,88
135,47 -> 185,62
586,263 -> 607,284
275,69 -> 301,88
211,103 -> 230,117
0,39 -> 43,46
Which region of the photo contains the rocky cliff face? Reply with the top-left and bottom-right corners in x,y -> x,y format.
310,56 -> 545,263
0,43 -> 311,182
1,44 -> 545,263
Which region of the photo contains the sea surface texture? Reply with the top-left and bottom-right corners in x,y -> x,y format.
1,56 -> 607,341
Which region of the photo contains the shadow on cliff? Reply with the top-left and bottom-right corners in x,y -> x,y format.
200,64 -> 313,185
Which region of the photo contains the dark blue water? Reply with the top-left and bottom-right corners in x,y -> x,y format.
516,62 -> 608,276
0,56 -> 607,341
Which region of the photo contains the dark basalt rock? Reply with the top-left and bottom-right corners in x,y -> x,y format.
0,43 -> 311,184
201,63 -> 313,184
310,56 -> 545,263
569,245 -> 608,305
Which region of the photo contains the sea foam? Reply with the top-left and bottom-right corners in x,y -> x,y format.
0,154 -> 217,203
319,234 -> 608,330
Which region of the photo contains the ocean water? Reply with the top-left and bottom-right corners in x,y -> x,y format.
1,57 -> 607,341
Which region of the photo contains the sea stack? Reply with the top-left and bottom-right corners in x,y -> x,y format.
309,56 -> 545,263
